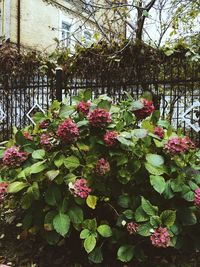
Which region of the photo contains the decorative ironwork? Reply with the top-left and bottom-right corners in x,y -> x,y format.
181,101 -> 200,133
26,103 -> 45,125
0,106 -> 6,122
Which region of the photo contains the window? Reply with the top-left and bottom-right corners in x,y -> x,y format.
61,21 -> 71,47
84,30 -> 92,45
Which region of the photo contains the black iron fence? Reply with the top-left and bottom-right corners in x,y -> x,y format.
0,63 -> 200,146
0,73 -> 55,141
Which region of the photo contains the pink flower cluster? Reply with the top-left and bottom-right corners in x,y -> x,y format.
56,119 -> 79,143
154,127 -> 164,139
127,222 -> 138,235
39,119 -> 50,129
71,178 -> 91,199
3,146 -> 28,167
103,131 -> 118,147
150,227 -> 170,248
76,101 -> 91,115
0,182 -> 9,203
165,136 -> 195,154
194,188 -> 200,207
40,133 -> 54,150
95,158 -> 110,176
133,98 -> 155,120
88,108 -> 111,128
23,131 -> 33,141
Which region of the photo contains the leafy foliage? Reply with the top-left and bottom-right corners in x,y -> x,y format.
0,91 -> 199,265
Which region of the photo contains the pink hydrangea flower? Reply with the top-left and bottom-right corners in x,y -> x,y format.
127,222 -> 138,235
95,158 -> 110,176
0,182 -> 9,203
165,136 -> 195,154
56,119 -> 79,143
23,131 -> 33,141
70,178 -> 91,199
40,133 -> 54,150
76,101 -> 91,115
150,227 -> 170,248
103,131 -> 118,147
39,119 -> 50,129
3,146 -> 28,167
133,98 -> 155,120
194,188 -> 200,207
88,108 -> 111,128
154,127 -> 164,139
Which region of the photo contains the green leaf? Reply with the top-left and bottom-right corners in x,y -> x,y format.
64,156 -> 80,171
88,247 -> 103,264
141,197 -> 158,216
131,100 -> 144,110
45,231 -> 60,245
27,182 -> 40,200
158,120 -> 170,129
30,160 -> 47,174
117,245 -> 134,262
82,219 -> 97,232
123,210 -> 134,219
160,210 -> 176,227
84,235 -> 96,253
150,175 -> 166,194
132,129 -> 147,138
97,224 -> 112,238
68,206 -> 84,224
135,206 -> 149,222
44,211 -> 57,231
7,182 -> 28,193
83,89 -> 92,101
32,149 -> 45,160
146,154 -> 164,167
46,170 -> 60,181
45,185 -> 62,206
182,190 -> 194,202
53,213 -> 70,237
150,216 -> 161,228
145,163 -> 166,175
117,136 -> 133,146
86,195 -> 98,210
15,131 -> 27,146
98,100 -> 111,111
163,180 -> 174,199
118,195 -> 131,208
59,105 -> 75,118
137,222 -> 152,236
178,208 -> 197,226
80,229 -> 90,239
54,154 -> 65,168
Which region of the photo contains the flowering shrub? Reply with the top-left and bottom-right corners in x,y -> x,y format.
154,126 -> 164,139
103,130 -> 118,147
88,108 -> 111,128
165,136 -> 195,154
133,98 -> 155,120
150,227 -> 170,248
0,91 -> 199,265
76,101 -> 91,115
95,158 -> 110,176
56,118 -> 79,143
2,146 -> 28,167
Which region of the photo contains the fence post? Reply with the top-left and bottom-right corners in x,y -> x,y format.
55,67 -> 63,102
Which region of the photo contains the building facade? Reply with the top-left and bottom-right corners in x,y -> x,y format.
0,0 -> 124,52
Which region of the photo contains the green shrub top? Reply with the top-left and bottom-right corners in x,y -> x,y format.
0,90 -> 199,264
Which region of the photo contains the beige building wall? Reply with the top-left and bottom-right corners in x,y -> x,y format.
0,0 -> 125,51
